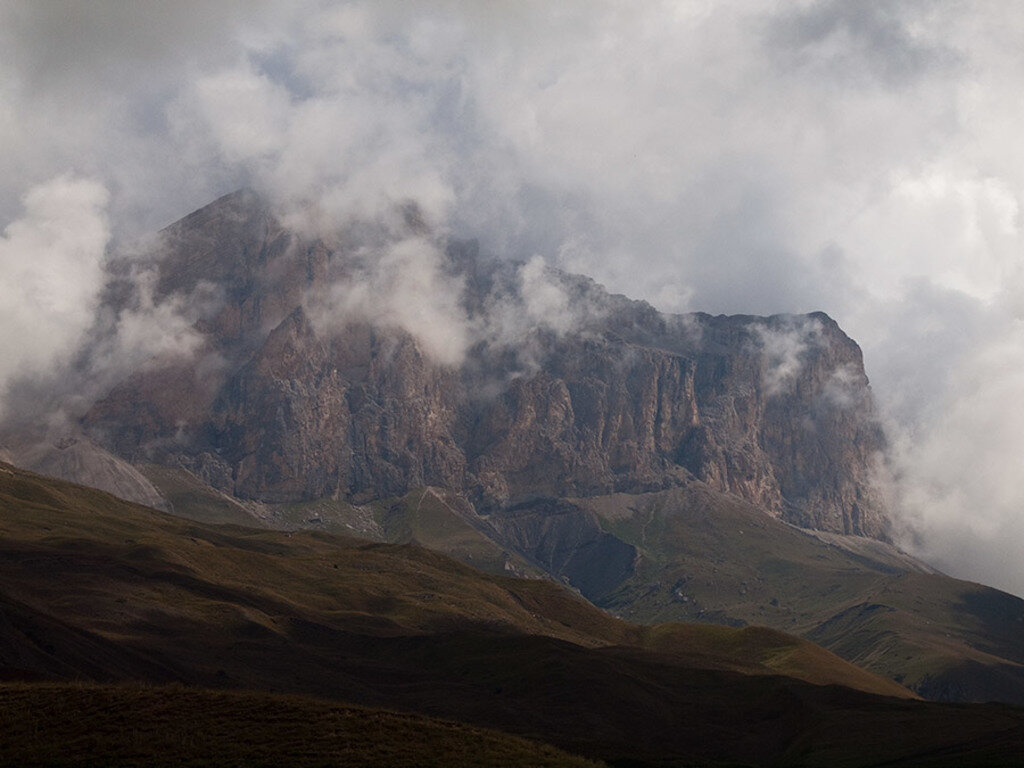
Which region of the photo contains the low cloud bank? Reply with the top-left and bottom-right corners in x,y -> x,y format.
864,289 -> 1024,597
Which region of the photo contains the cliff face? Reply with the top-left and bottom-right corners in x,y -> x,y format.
81,191 -> 889,539
681,313 -> 888,536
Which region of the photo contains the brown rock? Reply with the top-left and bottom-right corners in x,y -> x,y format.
80,191 -> 891,540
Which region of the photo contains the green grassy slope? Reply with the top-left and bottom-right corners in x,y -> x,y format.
143,463 -> 1024,705
137,463 -> 260,527
0,463 -> 904,697
567,485 -> 1024,703
5,463 -> 1024,766
142,464 -> 542,577
638,623 -> 911,697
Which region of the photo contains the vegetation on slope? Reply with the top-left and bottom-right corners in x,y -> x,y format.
0,462 -> 905,696
0,683 -> 602,768
4,463 -> 1024,766
568,485 -> 1024,703
141,465 -> 543,577
142,461 -> 1024,705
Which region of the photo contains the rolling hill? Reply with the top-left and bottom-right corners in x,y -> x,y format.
3,463 -> 1024,766
138,461 -> 1024,705
0,683 -> 602,768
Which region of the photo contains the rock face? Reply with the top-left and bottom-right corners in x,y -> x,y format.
682,312 -> 887,536
209,306 -> 350,502
81,190 -> 890,539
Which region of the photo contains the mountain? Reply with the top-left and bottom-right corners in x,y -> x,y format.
5,189 -> 1024,709
5,463 -> 1024,767
80,189 -> 887,538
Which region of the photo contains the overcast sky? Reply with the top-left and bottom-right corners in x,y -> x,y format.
2,0 -> 1024,596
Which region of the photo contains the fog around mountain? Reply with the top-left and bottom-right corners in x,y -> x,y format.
2,1 -> 1024,596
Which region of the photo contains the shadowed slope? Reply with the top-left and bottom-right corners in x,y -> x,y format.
142,460 -> 1024,705
0,462 -> 907,698
5,464 -> 1024,766
0,683 -> 602,768
565,486 -> 1024,704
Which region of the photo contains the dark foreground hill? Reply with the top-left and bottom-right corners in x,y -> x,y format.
0,683 -> 601,768
2,463 -> 1024,766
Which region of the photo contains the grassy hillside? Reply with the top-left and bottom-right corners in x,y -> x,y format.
141,464 -> 543,577
567,485 -> 1024,703
5,463 -> 1024,766
0,463 -> 905,697
638,623 -> 911,697
0,683 -> 602,768
141,462 -> 1024,705
137,463 -> 260,526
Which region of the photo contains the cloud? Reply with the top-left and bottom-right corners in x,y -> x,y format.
89,264 -> 212,379
753,318 -> 824,397
308,235 -> 469,367
166,6 -> 463,235
765,0 -> 961,89
881,326 -> 1024,596
0,175 -> 109,414
0,0 -> 271,233
861,281 -> 1024,597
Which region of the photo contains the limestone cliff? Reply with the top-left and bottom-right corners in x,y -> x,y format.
81,190 -> 890,539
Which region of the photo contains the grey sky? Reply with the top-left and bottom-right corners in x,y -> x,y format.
2,0 -> 1024,595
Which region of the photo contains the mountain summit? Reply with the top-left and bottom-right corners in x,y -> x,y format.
78,189 -> 888,539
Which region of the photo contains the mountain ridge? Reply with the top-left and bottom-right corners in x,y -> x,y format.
73,189 -> 889,539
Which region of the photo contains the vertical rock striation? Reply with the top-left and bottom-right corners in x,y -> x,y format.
80,190 -> 890,539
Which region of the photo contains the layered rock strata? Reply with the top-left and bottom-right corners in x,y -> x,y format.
81,190 -> 889,538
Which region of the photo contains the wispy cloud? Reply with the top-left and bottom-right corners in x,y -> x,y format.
753,318 -> 824,397
0,175 -> 109,414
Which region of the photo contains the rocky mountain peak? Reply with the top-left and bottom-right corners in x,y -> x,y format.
76,191 -> 890,539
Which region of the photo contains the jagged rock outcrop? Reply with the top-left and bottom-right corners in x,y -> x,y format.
80,190 -> 890,539
682,312 -> 888,536
207,306 -> 350,502
469,340 -> 699,505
